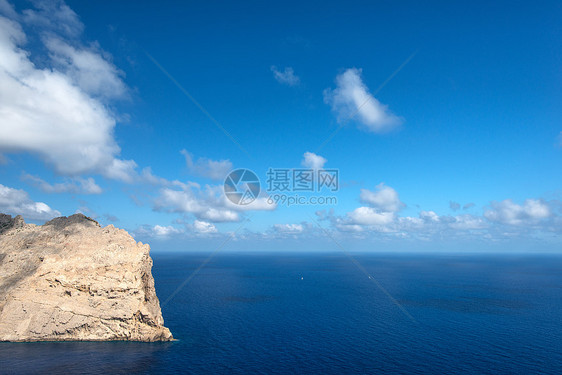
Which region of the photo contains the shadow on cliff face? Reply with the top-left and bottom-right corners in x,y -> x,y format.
0,341 -> 174,374
0,214 -> 100,300
0,214 -> 24,235
0,215 -> 50,302
0,213 -> 98,309
43,213 -> 101,230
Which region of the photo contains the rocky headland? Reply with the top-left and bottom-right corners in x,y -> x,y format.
0,213 -> 173,342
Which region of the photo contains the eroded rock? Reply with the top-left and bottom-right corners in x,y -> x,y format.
0,213 -> 173,342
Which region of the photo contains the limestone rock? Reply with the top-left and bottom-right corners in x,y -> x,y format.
0,213 -> 173,342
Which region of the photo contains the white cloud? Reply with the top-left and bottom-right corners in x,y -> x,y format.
154,183 -> 275,223
335,184 -> 493,238
22,173 -> 102,194
135,219 -> 220,239
0,0 -> 16,19
348,207 -> 395,226
335,223 -> 365,233
139,167 -> 190,188
449,201 -> 461,211
324,68 -> 402,133
181,150 -> 233,181
152,224 -> 183,237
192,220 -> 217,234
359,183 -> 404,213
271,66 -> 300,86
484,199 -> 551,225
337,184 -> 559,242
420,210 -> 439,222
0,183 -> 60,220
273,223 -> 304,233
448,214 -> 486,230
22,0 -> 83,37
45,37 -> 128,100
0,2 -> 136,182
103,159 -> 138,184
198,207 -> 239,222
301,151 -> 327,170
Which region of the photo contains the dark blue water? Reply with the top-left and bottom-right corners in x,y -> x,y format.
1,253 -> 561,374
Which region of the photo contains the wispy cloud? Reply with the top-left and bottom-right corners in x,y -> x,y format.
463,202 -> 476,210
21,0 -> 83,37
449,201 -> 461,211
181,150 -> 233,181
271,66 -> 300,86
44,37 -> 128,100
22,173 -> 102,194
324,68 -> 402,133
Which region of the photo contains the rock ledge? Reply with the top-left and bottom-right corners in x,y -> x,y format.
0,213 -> 173,342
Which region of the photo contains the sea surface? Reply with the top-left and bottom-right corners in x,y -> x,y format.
1,253 -> 561,374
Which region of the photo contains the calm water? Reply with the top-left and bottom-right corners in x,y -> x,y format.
1,253 -> 561,374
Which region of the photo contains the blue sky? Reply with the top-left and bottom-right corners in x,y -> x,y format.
0,0 -> 561,252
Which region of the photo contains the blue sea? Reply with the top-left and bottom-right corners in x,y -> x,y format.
1,253 -> 561,374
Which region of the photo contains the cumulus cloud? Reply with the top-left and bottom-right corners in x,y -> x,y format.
135,219 -> 219,239
22,173 -> 102,194
324,68 -> 402,133
0,183 -> 60,220
181,150 -> 233,181
154,183 -> 275,223
301,151 -> 327,170
271,66 -> 300,86
484,199 -> 551,225
448,214 -> 486,230
0,1 -> 136,182
359,183 -> 404,213
420,210 -> 440,222
273,223 -> 304,233
152,224 -> 183,237
340,205 -> 490,239
348,207 -> 395,226
337,184 -> 560,242
192,220 -> 217,234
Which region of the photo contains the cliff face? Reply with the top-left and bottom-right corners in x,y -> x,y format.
0,213 -> 173,342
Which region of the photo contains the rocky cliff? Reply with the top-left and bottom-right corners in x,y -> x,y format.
0,213 -> 173,342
